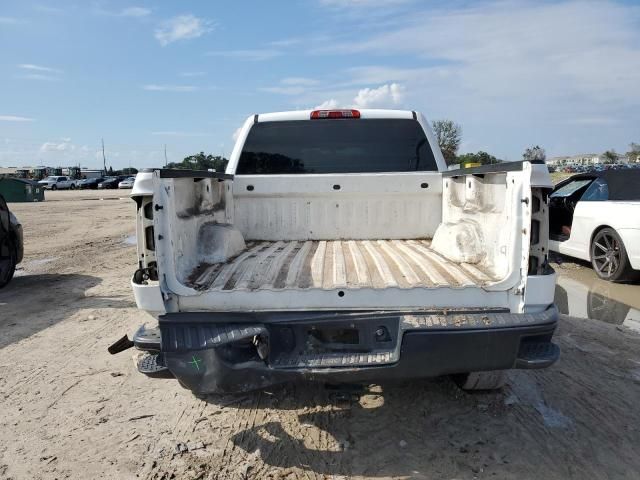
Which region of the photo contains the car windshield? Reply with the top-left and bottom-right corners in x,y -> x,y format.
43,176 -> 56,181
551,179 -> 593,198
237,118 -> 437,174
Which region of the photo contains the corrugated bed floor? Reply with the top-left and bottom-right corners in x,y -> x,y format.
187,240 -> 497,292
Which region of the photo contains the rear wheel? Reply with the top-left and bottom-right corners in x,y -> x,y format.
0,239 -> 16,289
590,228 -> 637,282
454,371 -> 506,391
70,184 -> 75,190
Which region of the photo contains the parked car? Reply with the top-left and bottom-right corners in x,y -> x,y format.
110,108 -> 559,395
78,177 -> 104,189
0,194 -> 23,288
549,170 -> 640,281
118,177 -> 136,189
38,176 -> 78,190
98,176 -> 127,189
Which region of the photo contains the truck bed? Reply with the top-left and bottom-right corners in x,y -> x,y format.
186,239 -> 496,293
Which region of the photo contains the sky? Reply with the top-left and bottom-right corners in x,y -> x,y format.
1,0 -> 640,169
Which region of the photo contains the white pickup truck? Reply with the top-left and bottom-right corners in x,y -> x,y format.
38,176 -> 79,190
112,109 -> 559,394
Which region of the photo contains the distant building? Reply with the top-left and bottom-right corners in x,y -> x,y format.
547,153 -> 628,167
0,167 -> 18,176
79,169 -> 104,179
0,165 -> 105,179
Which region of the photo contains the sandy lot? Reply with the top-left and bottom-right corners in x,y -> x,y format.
2,189 -> 640,480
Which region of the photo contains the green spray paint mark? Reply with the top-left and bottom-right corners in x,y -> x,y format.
189,355 -> 202,371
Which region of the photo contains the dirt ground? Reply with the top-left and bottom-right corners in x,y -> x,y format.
2,189 -> 640,480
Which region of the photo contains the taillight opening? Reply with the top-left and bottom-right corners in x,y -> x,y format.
310,109 -> 361,119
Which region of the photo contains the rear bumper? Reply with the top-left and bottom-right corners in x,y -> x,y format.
144,306 -> 559,394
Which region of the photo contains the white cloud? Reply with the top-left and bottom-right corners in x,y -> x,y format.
0,16 -> 19,24
314,99 -> 341,109
180,71 -> 205,77
0,115 -> 34,122
16,64 -> 62,82
142,84 -> 198,92
155,14 -> 212,46
353,83 -> 404,108
322,2 -> 640,107
18,63 -> 61,73
205,49 -> 282,61
307,1 -> 640,157
121,7 -> 151,17
40,139 -> 74,152
312,83 -> 404,109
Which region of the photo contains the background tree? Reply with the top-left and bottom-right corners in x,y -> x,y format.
523,145 -> 546,162
601,150 -> 618,164
166,152 -> 229,172
626,142 -> 640,163
431,120 -> 462,165
457,151 -> 499,165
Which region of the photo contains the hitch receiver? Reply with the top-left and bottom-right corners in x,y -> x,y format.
108,335 -> 134,355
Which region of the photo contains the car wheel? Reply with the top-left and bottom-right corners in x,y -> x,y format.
453,371 -> 506,391
70,184 -> 75,190
590,228 -> 638,282
51,185 -> 57,191
0,239 -> 16,289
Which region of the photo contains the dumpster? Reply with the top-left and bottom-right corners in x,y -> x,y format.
0,177 -> 45,202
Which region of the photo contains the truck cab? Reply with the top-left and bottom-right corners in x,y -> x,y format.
118,109 -> 559,394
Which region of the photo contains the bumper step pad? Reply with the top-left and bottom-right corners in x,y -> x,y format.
515,342 -> 560,369
136,352 -> 170,376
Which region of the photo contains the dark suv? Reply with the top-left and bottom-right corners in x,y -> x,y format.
0,194 -> 23,288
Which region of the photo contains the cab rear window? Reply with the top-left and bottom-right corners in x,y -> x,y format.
237,119 -> 437,174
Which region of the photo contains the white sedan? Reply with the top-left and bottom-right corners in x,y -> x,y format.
118,177 -> 136,189
549,170 -> 640,282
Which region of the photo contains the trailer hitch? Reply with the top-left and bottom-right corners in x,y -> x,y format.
107,335 -> 134,354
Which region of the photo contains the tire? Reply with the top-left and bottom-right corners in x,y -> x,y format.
51,185 -> 57,191
590,228 -> 638,282
0,240 -> 16,289
70,184 -> 75,190
454,370 -> 506,391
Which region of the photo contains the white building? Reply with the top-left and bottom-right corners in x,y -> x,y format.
547,153 -> 628,167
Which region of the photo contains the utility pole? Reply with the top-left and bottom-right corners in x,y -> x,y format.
101,138 -> 107,174
164,144 -> 168,167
